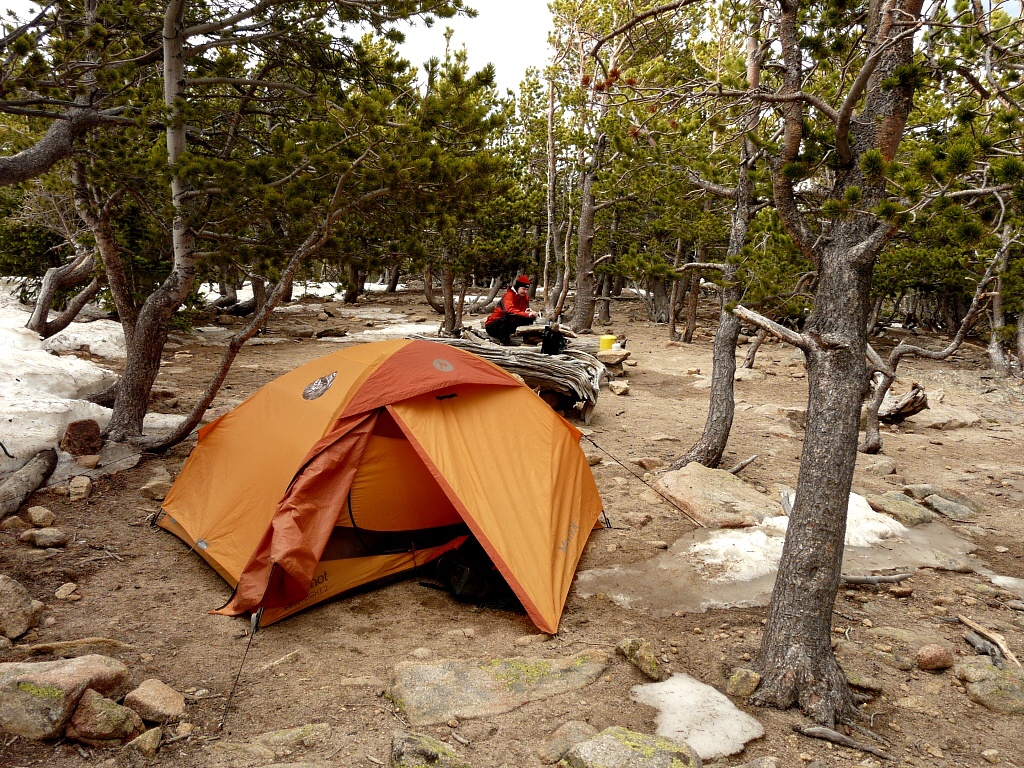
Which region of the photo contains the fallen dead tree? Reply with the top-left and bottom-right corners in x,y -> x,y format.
415,335 -> 607,424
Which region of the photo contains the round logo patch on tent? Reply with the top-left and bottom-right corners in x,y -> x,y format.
433,359 -> 454,372
303,372 -> 337,400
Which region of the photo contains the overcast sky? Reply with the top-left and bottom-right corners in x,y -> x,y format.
1,1 -> 554,95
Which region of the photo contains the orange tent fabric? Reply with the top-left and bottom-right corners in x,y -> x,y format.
159,339 -> 604,633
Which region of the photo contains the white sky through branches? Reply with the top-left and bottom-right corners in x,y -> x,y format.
0,0 -> 554,94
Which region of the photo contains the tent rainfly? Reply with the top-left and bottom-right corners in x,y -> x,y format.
159,339 -> 604,633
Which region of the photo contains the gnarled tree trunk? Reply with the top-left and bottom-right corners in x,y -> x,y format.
26,250 -> 100,338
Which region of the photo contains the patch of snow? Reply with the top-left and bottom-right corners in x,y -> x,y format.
631,673 -> 764,759
687,493 -> 908,583
0,280 -> 182,476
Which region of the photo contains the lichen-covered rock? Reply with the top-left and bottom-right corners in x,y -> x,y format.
954,658 -> 1024,714
866,493 -> 934,527
123,726 -> 162,758
0,574 -> 42,639
65,688 -> 145,747
563,727 -> 702,768
924,494 -> 976,522
256,722 -> 331,749
537,721 -> 599,764
124,678 -> 185,723
616,638 -> 667,681
0,654 -> 130,739
391,730 -> 469,768
726,668 -> 761,698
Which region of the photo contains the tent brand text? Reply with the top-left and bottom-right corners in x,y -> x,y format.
557,522 -> 579,552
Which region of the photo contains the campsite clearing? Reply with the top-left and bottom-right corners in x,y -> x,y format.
2,289 -> 1024,767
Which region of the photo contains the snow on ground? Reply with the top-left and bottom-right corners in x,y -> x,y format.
687,492 -> 908,582
0,280 -> 181,476
198,280 -> 409,304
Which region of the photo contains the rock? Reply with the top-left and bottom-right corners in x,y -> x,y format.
68,476 -> 92,501
123,726 -> 162,758
75,455 -> 101,469
124,679 -> 186,723
139,478 -> 172,501
686,367 -> 700,375
734,368 -> 764,381
0,575 -> 43,639
256,722 -> 331,748
655,463 -> 781,528
954,658 -> 1024,714
27,506 -> 56,527
20,527 -> 70,548
981,749 -> 1000,764
905,404 -> 981,430
562,726 -> 701,768
65,688 -> 145,747
391,730 -> 469,768
513,634 -> 551,647
585,453 -> 603,467
314,324 -> 349,338
915,644 -> 954,671
726,668 -> 761,698
0,449 -> 58,519
735,760 -> 779,768
206,740 -> 275,762
537,721 -> 599,764
316,312 -> 330,321
632,457 -> 666,471
54,582 -> 78,600
616,638 -> 667,681
389,652 -> 609,726
924,494 -> 976,522
889,585 -> 913,598
650,434 -> 680,443
865,493 -> 934,527
845,671 -> 884,693
861,456 -> 897,476
597,350 -> 631,365
1007,600 -> 1024,612
0,516 -> 29,532
609,381 -> 630,396
410,647 -> 432,659
0,654 -> 131,739
903,483 -> 940,500
60,419 -> 102,456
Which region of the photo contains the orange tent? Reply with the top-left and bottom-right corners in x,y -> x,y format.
159,339 -> 603,633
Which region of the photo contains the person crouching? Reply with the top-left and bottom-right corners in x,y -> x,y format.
485,275 -> 538,346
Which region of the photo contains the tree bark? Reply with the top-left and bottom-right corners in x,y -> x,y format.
440,261 -> 458,334
344,262 -> 360,304
386,265 -> 401,292
743,329 -> 768,368
423,267 -> 443,314
987,243 -> 1012,375
750,248 -> 868,726
668,238 -> 684,341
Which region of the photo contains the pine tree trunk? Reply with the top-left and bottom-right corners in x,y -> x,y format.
751,248 -> 868,726
441,262 -> 457,334
742,329 -> 767,368
572,166 -> 598,331
386,265 -> 401,292
26,250 -> 99,338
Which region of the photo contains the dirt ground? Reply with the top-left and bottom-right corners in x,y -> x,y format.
2,289 -> 1024,768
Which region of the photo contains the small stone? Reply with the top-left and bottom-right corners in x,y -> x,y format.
175,722 -> 194,737
75,455 -> 101,469
608,380 -> 629,396
123,679 -> 185,723
649,541 -> 669,550
60,419 -> 102,456
889,585 -> 913,598
65,688 -> 145,747
981,748 -> 1000,763
726,667 -> 761,697
68,476 -> 92,501
392,730 -> 468,768
0,516 -> 29,532
317,312 -> 330,321
139,478 -> 171,501
597,350 -> 630,366
122,726 -> 161,758
256,722 -> 331,748
537,720 -> 599,764
27,506 -> 56,527
514,633 -> 550,647
994,546 -> 1009,554
55,582 -> 78,600
916,643 -> 954,671
585,453 -> 603,466
20,527 -> 70,548
410,647 -> 432,659
0,575 -> 43,639
686,368 -> 700,375
631,457 -> 665,471
616,637 -> 666,681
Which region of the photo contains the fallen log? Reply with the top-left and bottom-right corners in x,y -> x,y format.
0,448 -> 57,519
416,335 -> 607,424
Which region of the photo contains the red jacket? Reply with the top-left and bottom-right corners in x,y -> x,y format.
486,287 -> 532,324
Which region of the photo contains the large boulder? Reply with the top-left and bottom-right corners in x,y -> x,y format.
0,575 -> 43,639
563,727 -> 702,768
954,658 -> 1024,714
65,688 -> 145,747
866,493 -> 934,527
655,463 -> 780,528
0,655 -> 131,739
537,721 -> 599,764
904,404 -> 981,430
